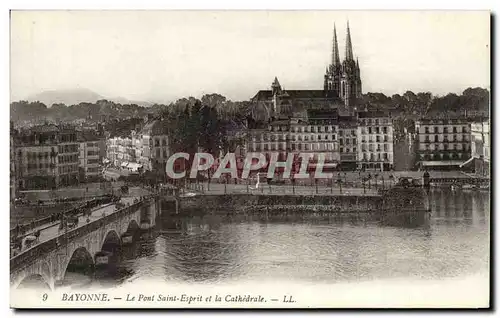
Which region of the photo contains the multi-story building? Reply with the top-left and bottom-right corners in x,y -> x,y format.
106,118 -> 170,174
138,119 -> 170,172
338,116 -> 358,170
357,111 -> 394,171
10,123 -> 17,200
467,121 -> 490,176
246,109 -> 341,172
106,135 -> 136,168
14,125 -> 79,190
415,118 -> 471,170
78,132 -> 103,181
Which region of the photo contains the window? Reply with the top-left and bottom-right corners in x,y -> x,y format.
425,127 -> 429,134
383,127 -> 388,134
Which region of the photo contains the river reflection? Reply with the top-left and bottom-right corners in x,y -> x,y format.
79,189 -> 489,288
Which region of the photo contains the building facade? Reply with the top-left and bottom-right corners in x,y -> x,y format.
415,118 -> 471,170
105,119 -> 170,174
10,123 -> 17,200
357,112 -> 394,171
78,132 -> 103,181
14,125 -> 79,190
138,119 -> 170,172
469,121 -> 490,177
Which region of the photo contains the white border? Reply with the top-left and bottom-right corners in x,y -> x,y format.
2,1 -> 497,317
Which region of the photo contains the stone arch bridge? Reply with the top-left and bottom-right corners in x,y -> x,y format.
10,197 -> 159,290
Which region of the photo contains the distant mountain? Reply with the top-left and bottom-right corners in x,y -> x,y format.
27,88 -> 104,107
26,88 -> 152,107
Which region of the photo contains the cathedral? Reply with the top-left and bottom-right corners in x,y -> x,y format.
251,22 -> 363,122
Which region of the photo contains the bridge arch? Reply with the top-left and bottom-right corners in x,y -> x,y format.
126,219 -> 140,233
16,274 -> 51,290
100,229 -> 121,254
61,246 -> 95,284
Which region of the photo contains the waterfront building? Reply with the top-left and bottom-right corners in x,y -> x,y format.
78,132 -> 103,182
14,124 -> 79,190
10,123 -> 17,200
466,121 -> 490,177
137,119 -> 170,172
338,116 -> 358,170
106,134 -> 137,168
415,117 -> 471,171
357,111 -> 394,171
105,118 -> 170,174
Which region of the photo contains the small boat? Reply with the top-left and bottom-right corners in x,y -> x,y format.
121,233 -> 133,244
180,192 -> 197,198
140,221 -> 152,230
95,251 -> 112,265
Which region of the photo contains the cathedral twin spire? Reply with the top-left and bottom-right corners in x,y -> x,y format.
332,21 -> 356,67
325,21 -> 362,106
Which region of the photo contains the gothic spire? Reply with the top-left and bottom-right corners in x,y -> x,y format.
272,76 -> 281,88
332,23 -> 340,66
345,21 -> 354,61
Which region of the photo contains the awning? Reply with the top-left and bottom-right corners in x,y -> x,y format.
419,160 -> 465,167
121,162 -> 129,168
459,157 -> 475,168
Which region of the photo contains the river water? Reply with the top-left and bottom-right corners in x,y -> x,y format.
75,188 -> 489,291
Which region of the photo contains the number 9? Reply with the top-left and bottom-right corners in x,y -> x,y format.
42,293 -> 48,301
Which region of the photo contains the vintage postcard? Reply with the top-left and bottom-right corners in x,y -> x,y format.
9,10 -> 490,309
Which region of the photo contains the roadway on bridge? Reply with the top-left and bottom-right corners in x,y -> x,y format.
13,187 -> 152,256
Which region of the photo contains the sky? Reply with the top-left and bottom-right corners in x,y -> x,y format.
10,10 -> 490,103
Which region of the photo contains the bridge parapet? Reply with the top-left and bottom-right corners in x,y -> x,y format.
10,197 -> 156,274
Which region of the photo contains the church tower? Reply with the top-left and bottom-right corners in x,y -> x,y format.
340,21 -> 362,107
324,24 -> 341,99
